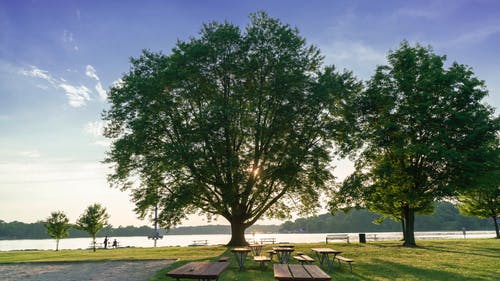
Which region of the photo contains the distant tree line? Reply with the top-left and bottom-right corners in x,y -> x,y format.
280,202 -> 494,233
0,221 -> 156,240
166,224 -> 280,235
0,201 -> 493,240
0,220 -> 280,239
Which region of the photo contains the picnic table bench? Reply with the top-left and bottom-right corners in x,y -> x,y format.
335,256 -> 354,272
254,255 -> 272,270
217,256 -> 230,262
267,249 -> 277,260
167,261 -> 229,281
274,264 -> 330,281
293,254 -> 315,265
325,234 -> 350,243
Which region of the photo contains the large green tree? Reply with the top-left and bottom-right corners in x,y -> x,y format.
103,12 -> 360,245
458,139 -> 500,238
76,203 -> 109,251
44,211 -> 71,251
330,42 -> 499,246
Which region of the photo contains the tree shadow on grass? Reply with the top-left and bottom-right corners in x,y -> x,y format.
421,245 -> 500,259
368,241 -> 500,259
360,259 -> 492,281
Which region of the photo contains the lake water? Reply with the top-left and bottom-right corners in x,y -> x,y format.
0,230 -> 495,251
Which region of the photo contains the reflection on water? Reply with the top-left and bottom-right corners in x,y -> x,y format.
0,230 -> 495,251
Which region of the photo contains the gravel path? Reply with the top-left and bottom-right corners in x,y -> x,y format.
0,259 -> 176,281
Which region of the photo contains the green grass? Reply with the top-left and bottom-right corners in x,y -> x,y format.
1,239 -> 499,280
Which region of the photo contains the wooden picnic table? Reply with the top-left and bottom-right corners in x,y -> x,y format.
274,264 -> 331,281
273,247 -> 295,264
311,248 -> 342,272
167,261 -> 229,281
231,247 -> 251,270
249,244 -> 263,256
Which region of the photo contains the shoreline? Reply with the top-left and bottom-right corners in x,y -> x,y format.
0,230 -> 497,251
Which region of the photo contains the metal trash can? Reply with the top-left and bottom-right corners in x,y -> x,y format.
359,233 -> 366,243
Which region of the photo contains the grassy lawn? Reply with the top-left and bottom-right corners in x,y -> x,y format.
1,239 -> 498,280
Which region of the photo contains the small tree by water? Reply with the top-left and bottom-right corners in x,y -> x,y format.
44,211 -> 70,251
76,203 -> 109,252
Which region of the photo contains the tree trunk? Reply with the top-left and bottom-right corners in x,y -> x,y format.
402,205 -> 416,247
401,218 -> 406,242
92,237 -> 96,252
56,239 -> 59,251
227,218 -> 248,246
492,214 -> 500,239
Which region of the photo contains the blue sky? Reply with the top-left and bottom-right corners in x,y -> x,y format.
0,0 -> 499,227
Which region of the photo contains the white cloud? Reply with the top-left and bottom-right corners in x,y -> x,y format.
36,84 -> 49,90
320,41 -> 386,79
84,121 -> 106,137
59,83 -> 91,107
86,65 -> 107,101
95,82 -> 107,100
20,65 -> 98,107
20,150 -> 41,158
93,140 -> 111,147
19,65 -> 57,86
111,78 -> 124,89
327,41 -> 385,63
445,25 -> 500,47
84,121 -> 111,147
85,65 -> 100,81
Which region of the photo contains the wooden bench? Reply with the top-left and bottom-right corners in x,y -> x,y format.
189,239 -> 208,246
325,234 -> 350,244
260,237 -> 276,244
274,264 -> 330,281
254,255 -> 272,270
218,256 -> 230,262
293,254 -> 315,265
335,256 -> 354,272
267,250 -> 277,261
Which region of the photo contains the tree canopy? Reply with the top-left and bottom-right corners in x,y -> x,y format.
44,211 -> 70,251
76,203 -> 109,251
329,42 -> 499,246
103,11 -> 360,245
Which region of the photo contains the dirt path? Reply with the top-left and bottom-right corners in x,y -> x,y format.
0,259 -> 176,281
